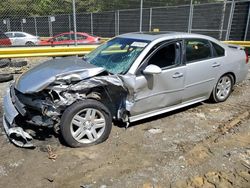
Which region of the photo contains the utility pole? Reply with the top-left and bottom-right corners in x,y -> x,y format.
139,0 -> 143,32
219,0 -> 227,40
188,0 -> 193,33
72,0 -> 77,46
226,0 -> 235,40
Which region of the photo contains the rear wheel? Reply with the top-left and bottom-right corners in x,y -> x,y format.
60,99 -> 112,147
25,41 -> 35,46
211,74 -> 233,103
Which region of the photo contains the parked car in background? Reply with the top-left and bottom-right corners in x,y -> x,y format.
39,32 -> 101,45
0,31 -> 12,46
5,31 -> 40,46
3,32 -> 248,148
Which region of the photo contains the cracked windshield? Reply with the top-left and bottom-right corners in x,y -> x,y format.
84,37 -> 149,74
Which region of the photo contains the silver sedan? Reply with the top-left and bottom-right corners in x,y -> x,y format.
2,32 -> 248,148
5,31 -> 40,46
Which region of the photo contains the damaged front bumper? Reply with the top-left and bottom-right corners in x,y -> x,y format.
2,87 -> 34,148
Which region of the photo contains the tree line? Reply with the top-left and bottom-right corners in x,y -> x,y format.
0,0 -> 223,17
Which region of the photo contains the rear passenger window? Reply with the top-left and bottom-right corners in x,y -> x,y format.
185,39 -> 211,62
212,42 -> 225,57
14,33 -> 25,37
56,34 -> 71,41
76,34 -> 87,40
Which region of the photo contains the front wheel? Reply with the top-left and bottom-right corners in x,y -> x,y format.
60,99 -> 112,147
210,74 -> 233,103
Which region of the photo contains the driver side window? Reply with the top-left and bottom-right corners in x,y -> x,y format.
55,34 -> 71,41
136,42 -> 181,76
147,43 -> 178,69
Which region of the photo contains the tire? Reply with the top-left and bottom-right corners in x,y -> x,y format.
60,99 -> 112,148
0,73 -> 13,83
25,41 -> 35,46
210,74 -> 233,103
9,60 -> 27,67
0,59 -> 10,68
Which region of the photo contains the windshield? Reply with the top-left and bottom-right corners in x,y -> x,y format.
84,37 -> 149,74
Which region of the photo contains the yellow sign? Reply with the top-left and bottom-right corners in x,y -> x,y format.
153,28 -> 160,32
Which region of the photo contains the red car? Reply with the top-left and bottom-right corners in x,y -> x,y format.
0,32 -> 12,46
40,32 -> 100,45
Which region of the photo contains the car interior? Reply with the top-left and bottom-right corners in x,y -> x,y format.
148,43 -> 176,68
186,40 -> 211,62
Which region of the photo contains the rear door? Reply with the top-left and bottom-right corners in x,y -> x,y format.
183,39 -> 221,102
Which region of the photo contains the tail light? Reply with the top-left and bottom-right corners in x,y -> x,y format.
246,49 -> 249,64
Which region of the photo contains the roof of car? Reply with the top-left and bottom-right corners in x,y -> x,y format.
5,31 -> 32,36
119,32 -> 215,42
5,31 -> 26,33
55,32 -> 89,35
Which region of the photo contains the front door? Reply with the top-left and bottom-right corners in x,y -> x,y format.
130,41 -> 186,116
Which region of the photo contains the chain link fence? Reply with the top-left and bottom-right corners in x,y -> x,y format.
0,0 -> 249,46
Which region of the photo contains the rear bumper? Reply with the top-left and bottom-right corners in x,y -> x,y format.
2,87 -> 34,148
236,64 -> 249,84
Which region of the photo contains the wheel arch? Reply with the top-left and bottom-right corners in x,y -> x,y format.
60,98 -> 113,147
209,72 -> 235,102
25,41 -> 34,45
84,85 -> 127,120
221,72 -> 236,85
210,72 -> 236,95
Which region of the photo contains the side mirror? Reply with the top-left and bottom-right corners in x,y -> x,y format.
143,64 -> 162,75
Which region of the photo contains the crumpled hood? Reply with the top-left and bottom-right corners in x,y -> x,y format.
15,57 -> 105,93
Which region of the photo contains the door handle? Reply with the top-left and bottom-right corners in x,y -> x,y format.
172,72 -> 183,78
212,62 -> 221,67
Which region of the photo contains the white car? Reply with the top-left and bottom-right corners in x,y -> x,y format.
5,31 -> 40,46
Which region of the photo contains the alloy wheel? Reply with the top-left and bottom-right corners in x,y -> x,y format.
70,108 -> 106,144
216,75 -> 232,101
